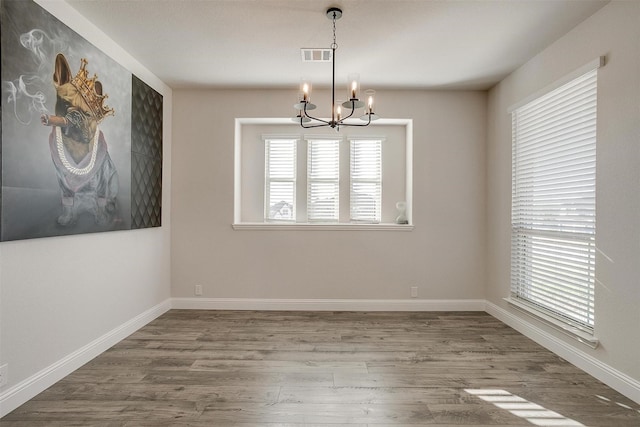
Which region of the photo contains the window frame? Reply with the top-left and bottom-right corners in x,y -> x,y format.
264,137 -> 297,222
233,118 -> 413,230
350,138 -> 383,223
306,137 -> 341,223
507,58 -> 603,346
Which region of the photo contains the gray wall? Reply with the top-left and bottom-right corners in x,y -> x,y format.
171,89 -> 487,301
486,1 -> 640,381
0,0 -> 172,400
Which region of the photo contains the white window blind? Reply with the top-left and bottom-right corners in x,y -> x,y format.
265,138 -> 296,221
350,139 -> 382,223
307,139 -> 340,222
511,67 -> 598,332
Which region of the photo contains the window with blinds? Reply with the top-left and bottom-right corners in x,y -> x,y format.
350,139 -> 382,223
265,138 -> 296,221
307,139 -> 340,222
511,65 -> 598,333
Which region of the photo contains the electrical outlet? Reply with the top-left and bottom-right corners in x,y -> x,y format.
194,285 -> 203,296
410,286 -> 418,298
0,364 -> 8,387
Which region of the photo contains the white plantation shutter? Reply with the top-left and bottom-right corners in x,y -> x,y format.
350,139 -> 382,223
307,139 -> 340,222
265,139 -> 296,221
511,66 -> 598,332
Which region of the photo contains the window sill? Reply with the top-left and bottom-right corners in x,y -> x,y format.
504,297 -> 599,349
232,222 -> 414,231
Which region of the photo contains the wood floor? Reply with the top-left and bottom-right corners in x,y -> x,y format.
3,310 -> 639,426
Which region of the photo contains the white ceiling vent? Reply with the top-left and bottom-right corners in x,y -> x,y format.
301,48 -> 333,62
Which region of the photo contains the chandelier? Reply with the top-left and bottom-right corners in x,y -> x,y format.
293,7 -> 379,129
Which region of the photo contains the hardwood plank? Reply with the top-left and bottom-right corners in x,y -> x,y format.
190,359 -> 369,374
123,423 -> 367,427
196,402 -> 437,424
0,422 -> 125,427
33,383 -> 279,403
141,370 -> 336,387
4,400 -> 199,421
278,386 -> 482,405
2,310 -> 639,426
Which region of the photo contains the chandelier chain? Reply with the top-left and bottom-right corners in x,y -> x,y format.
331,12 -> 338,50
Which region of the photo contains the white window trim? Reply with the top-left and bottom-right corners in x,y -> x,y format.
350,138 -> 383,223
508,57 -> 603,346
233,118 -> 413,230
306,136 -> 341,223
232,222 -> 413,231
504,297 -> 599,348
508,57 -> 604,113
264,137 -> 298,222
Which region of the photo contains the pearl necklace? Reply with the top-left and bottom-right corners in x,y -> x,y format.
55,126 -> 99,175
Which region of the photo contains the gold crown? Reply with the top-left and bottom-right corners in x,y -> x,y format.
70,58 -> 115,123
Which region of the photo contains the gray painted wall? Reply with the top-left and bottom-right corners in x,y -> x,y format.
486,1 -> 640,382
171,89 -> 487,301
0,0 -> 172,397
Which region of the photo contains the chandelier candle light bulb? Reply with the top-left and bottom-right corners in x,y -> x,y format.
348,74 -> 360,100
303,82 -> 310,102
292,92 -> 312,123
363,89 -> 378,120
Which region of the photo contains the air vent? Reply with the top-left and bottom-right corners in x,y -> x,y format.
301,48 -> 332,62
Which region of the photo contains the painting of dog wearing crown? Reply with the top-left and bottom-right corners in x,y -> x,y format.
1,0 -> 136,241
41,54 -> 119,227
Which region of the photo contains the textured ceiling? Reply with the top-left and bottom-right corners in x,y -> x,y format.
66,0 -> 609,90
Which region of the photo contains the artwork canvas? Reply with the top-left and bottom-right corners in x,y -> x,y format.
1,0 -> 162,241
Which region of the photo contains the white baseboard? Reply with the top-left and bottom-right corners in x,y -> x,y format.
0,299 -> 171,417
485,301 -> 640,405
171,297 -> 486,312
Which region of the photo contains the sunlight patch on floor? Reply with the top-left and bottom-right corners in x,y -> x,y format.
595,394 -> 640,415
465,389 -> 585,426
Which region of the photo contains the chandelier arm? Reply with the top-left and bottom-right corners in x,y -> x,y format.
302,113 -> 332,126
304,116 -> 332,126
338,121 -> 371,127
337,113 -> 373,127
302,102 -> 332,125
360,113 -> 373,126
340,101 -> 357,121
301,120 -> 336,129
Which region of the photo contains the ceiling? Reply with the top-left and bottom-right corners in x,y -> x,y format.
66,0 -> 609,91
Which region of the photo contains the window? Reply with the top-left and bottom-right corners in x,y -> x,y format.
264,136 -> 385,224
265,138 -> 296,221
307,138 -> 340,222
350,139 -> 382,223
234,118 -> 412,228
510,62 -> 600,333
